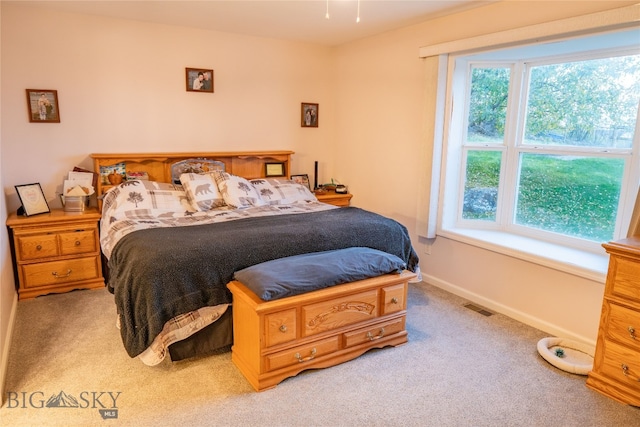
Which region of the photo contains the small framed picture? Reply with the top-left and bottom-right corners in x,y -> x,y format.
265,162 -> 285,177
291,174 -> 311,190
15,183 -> 50,216
186,68 -> 214,92
301,103 -> 318,127
26,89 -> 60,123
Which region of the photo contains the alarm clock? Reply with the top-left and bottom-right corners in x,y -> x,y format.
335,184 -> 348,194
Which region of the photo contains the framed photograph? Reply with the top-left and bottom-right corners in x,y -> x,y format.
301,102 -> 318,127
26,89 -> 60,123
15,183 -> 50,216
265,162 -> 285,177
186,68 -> 214,92
291,174 -> 311,190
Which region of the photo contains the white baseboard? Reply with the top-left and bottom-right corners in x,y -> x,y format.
0,292 -> 18,402
422,273 -> 596,347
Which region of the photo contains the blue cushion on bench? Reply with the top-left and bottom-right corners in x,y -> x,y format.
233,247 -> 407,301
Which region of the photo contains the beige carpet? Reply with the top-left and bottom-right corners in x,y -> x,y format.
2,282 -> 639,427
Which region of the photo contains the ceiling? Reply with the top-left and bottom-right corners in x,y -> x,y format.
17,0 -> 488,46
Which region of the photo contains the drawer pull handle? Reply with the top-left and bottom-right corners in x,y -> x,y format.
75,240 -> 81,246
36,245 -> 42,251
294,348 -> 317,363
279,325 -> 287,333
621,364 -> 640,382
629,326 -> 637,340
52,269 -> 72,279
391,297 -> 399,304
366,327 -> 386,341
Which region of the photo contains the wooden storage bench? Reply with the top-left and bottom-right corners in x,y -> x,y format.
228,269 -> 416,391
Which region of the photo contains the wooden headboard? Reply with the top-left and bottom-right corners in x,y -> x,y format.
91,150 -> 294,204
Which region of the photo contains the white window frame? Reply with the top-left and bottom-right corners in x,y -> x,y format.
437,30 -> 640,280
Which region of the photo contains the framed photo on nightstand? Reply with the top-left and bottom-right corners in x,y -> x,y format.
291,174 -> 311,190
15,183 -> 50,216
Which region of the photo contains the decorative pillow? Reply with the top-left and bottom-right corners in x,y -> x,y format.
105,180 -> 193,212
250,178 -> 317,205
213,172 -> 266,208
179,173 -> 226,211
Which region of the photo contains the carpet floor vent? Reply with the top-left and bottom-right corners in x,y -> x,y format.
464,303 -> 493,317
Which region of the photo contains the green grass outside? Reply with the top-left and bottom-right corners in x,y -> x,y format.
464,150 -> 623,242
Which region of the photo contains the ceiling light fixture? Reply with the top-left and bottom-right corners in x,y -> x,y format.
324,0 -> 361,23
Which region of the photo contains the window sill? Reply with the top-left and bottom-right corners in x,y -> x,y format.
438,228 -> 609,283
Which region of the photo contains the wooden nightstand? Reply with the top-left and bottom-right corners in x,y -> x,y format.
315,190 -> 353,207
586,237 -> 640,406
6,208 -> 104,299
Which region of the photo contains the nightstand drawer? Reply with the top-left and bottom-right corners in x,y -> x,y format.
16,234 -> 59,260
59,229 -> 98,255
21,256 -> 100,288
610,256 -> 640,303
606,302 -> 640,352
599,339 -> 640,389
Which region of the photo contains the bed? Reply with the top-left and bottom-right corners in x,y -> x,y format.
92,151 -> 420,365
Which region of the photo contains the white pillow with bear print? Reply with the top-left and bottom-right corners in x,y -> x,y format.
179,172 -> 226,211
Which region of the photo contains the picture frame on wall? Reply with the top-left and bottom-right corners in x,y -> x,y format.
26,89 -> 60,123
186,68 -> 214,92
301,103 -> 318,127
15,183 -> 50,216
291,174 -> 311,190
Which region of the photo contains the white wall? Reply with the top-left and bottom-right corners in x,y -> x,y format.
330,0 -> 635,344
0,3 -> 337,392
1,1 -> 634,392
1,5 -> 337,215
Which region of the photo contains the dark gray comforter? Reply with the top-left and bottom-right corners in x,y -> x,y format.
108,207 -> 419,357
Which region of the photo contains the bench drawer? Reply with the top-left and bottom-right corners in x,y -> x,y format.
265,336 -> 340,372
343,317 -> 405,348
302,289 -> 379,337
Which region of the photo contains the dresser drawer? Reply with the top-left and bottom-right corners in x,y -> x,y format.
21,256 -> 100,288
265,308 -> 297,348
302,289 -> 379,337
265,336 -> 340,372
381,283 -> 406,315
343,316 -> 405,348
606,302 -> 640,352
16,234 -> 59,260
599,339 -> 640,390
59,229 -> 98,256
610,256 -> 640,303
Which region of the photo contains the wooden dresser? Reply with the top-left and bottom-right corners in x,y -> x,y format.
6,209 -> 104,299
586,237 -> 640,406
228,271 -> 416,391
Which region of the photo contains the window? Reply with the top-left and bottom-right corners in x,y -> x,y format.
441,30 -> 640,258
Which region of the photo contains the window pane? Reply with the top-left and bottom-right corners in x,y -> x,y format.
515,153 -> 624,241
524,55 -> 640,148
467,67 -> 510,144
462,150 -> 501,221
